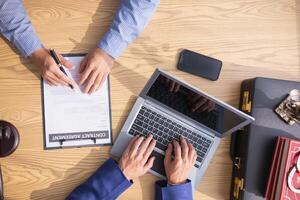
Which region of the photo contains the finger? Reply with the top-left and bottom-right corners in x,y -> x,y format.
164,143 -> 173,164
128,135 -> 139,147
174,83 -> 181,92
198,100 -> 211,112
80,65 -> 93,85
54,69 -> 75,87
199,102 -> 210,112
200,101 -> 215,112
130,136 -> 145,155
79,57 -> 88,74
88,73 -> 102,94
187,142 -> 196,161
192,98 -> 207,112
142,139 -> 156,163
59,55 -> 73,69
173,140 -> 182,160
46,81 -> 53,86
180,136 -> 189,159
169,81 -> 175,92
96,73 -> 108,91
192,153 -> 197,164
207,102 -> 215,112
190,93 -> 201,104
46,77 -> 55,86
138,135 -> 153,155
44,74 -> 57,86
46,76 -> 60,86
124,135 -> 139,153
84,70 -> 100,94
144,156 -> 155,171
47,72 -> 66,86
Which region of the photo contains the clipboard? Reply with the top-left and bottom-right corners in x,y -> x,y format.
41,53 -> 113,149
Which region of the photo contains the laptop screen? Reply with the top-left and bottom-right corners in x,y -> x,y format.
145,74 -> 247,135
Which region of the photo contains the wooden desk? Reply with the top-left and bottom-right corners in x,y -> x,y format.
0,0 -> 299,199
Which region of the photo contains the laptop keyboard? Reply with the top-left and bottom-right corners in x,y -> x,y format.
128,106 -> 213,167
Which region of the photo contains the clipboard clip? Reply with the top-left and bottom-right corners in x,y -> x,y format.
59,139 -> 66,146
58,138 -> 97,147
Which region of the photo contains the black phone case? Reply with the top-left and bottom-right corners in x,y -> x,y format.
177,49 -> 222,81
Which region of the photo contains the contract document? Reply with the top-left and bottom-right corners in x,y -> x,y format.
42,54 -> 112,149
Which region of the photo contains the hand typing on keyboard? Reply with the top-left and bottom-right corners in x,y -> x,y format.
129,106 -> 213,166
164,136 -> 197,185
118,135 -> 156,180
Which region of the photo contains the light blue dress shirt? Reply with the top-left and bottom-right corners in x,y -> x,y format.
0,0 -> 159,58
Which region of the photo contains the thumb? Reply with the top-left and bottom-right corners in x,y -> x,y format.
59,54 -> 73,69
164,143 -> 173,165
144,156 -> 155,171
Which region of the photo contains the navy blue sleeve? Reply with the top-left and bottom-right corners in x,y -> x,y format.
155,180 -> 193,200
66,158 -> 132,200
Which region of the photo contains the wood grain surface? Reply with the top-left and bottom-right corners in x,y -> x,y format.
0,0 -> 299,199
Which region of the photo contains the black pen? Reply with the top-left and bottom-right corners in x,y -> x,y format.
49,48 -> 74,90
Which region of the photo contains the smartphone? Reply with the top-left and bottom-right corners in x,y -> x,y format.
177,49 -> 222,81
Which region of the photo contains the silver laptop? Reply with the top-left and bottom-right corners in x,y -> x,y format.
111,69 -> 254,189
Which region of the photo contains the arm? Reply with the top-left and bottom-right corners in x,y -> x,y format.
66,158 -> 132,200
79,0 -> 160,94
0,0 -> 74,87
67,135 -> 156,200
0,0 -> 43,57
98,0 -> 160,59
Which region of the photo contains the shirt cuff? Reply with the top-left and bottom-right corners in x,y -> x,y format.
97,30 -> 128,59
155,180 -> 193,200
103,158 -> 133,194
14,30 -> 43,57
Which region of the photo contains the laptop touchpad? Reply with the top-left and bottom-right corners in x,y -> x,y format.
151,151 -> 166,176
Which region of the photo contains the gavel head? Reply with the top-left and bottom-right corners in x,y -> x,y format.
0,120 -> 19,157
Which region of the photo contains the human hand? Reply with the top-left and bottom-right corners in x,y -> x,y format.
30,48 -> 75,87
119,135 -> 156,180
159,76 -> 181,92
188,92 -> 215,112
164,136 -> 197,185
79,48 -> 114,94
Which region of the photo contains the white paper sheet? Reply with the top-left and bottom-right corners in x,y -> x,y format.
43,55 -> 112,148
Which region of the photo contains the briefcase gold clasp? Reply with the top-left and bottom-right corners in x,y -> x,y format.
242,91 -> 251,113
233,177 -> 244,199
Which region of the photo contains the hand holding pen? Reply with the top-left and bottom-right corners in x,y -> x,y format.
30,48 -> 75,88
49,49 -> 74,89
